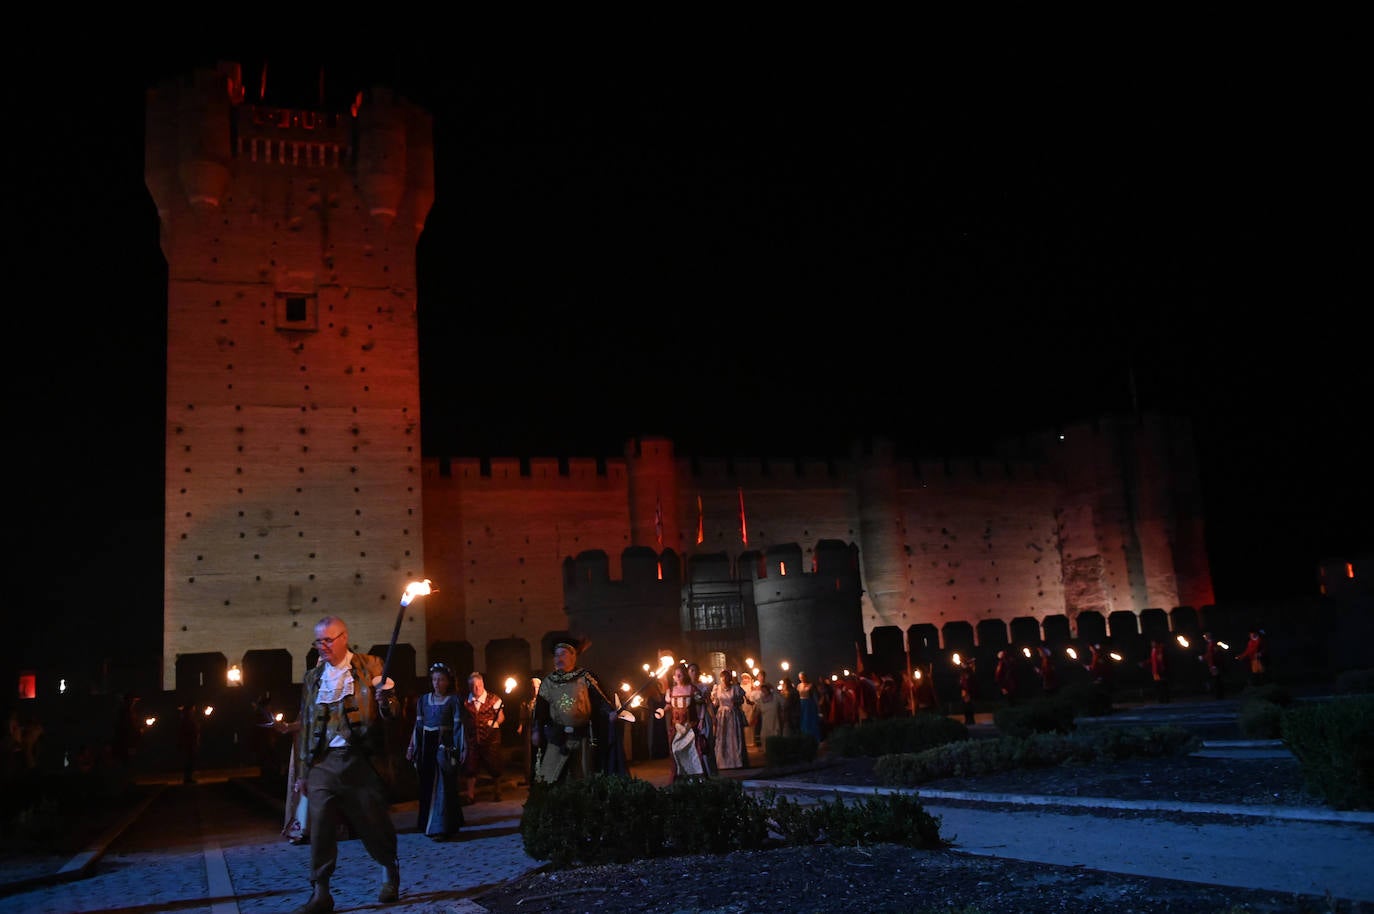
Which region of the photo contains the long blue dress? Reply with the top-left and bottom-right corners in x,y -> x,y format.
798,680 -> 822,742
412,691 -> 464,839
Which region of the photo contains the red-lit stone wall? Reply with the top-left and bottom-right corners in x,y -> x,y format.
152,64 -> 433,689
151,65 -> 1214,688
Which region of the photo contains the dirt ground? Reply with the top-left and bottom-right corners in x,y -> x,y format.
471,755 -> 1340,914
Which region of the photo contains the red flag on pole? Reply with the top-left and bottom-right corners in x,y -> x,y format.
738,487 -> 748,547
696,496 -> 704,544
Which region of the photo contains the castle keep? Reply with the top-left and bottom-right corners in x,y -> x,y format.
149,62 -> 1214,694
149,62 -> 433,689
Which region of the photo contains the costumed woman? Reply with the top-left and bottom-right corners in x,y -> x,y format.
405,661 -> 465,840
685,662 -> 718,776
796,671 -> 822,743
710,669 -> 749,769
278,656 -> 325,845
656,663 -> 707,781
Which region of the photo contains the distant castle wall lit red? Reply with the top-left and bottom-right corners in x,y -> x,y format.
149,62 -> 1213,693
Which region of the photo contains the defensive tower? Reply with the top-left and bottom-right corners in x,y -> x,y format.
147,61 -> 434,688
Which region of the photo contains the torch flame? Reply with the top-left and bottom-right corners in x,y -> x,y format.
1109,652 -> 1123,662
400,579 -> 434,607
951,653 -> 962,666
1217,640 -> 1230,650
503,677 -> 518,694
1176,635 -> 1190,648
1022,647 -> 1032,658
1066,647 -> 1078,660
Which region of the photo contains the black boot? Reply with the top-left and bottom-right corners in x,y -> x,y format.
379,862 -> 400,903
292,882 -> 333,914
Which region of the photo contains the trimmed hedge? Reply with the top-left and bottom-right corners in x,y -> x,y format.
825,712 -> 968,758
1282,694 -> 1374,810
873,725 -> 1199,786
991,685 -> 1114,739
520,773 -> 947,868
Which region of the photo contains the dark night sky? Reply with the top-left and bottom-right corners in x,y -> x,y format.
5,41 -> 1368,670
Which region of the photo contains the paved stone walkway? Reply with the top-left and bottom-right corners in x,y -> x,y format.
5,697 -> 1374,912
0,781 -> 546,914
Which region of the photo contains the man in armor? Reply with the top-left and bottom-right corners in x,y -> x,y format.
530,639 -> 627,784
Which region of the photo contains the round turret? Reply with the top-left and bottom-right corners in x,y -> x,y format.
356,88 -> 407,227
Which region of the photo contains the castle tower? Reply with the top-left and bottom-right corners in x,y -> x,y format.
147,61 -> 435,689
751,540 -> 864,680
625,436 -> 680,553
854,438 -> 907,631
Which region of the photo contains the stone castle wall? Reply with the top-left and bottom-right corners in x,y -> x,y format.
418,421 -> 1212,682
150,62 -> 1214,691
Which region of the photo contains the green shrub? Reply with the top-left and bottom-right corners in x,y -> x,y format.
1057,682 -> 1114,717
520,774 -> 947,867
764,790 -> 823,846
1070,724 -> 1199,761
825,713 -> 968,757
871,725 -> 1198,788
992,696 -> 1076,738
800,790 -> 946,849
874,735 -> 1037,785
1238,699 -> 1284,739
657,776 -> 770,855
520,774 -> 666,867
1282,694 -> 1374,810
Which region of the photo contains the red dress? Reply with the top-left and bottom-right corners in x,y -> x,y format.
994,656 -> 1016,700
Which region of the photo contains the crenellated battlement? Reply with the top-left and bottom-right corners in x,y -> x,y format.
236,105 -> 354,168
425,443 -> 1059,491
240,105 -> 353,137
684,455 -> 852,486
423,456 -> 627,486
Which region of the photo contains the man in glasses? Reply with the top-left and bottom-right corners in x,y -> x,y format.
290,615 -> 402,914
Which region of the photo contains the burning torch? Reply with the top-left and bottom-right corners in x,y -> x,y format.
377,579 -> 434,718
624,654 -> 677,723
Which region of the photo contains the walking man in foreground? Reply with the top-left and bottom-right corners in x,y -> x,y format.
291,614 -> 402,914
